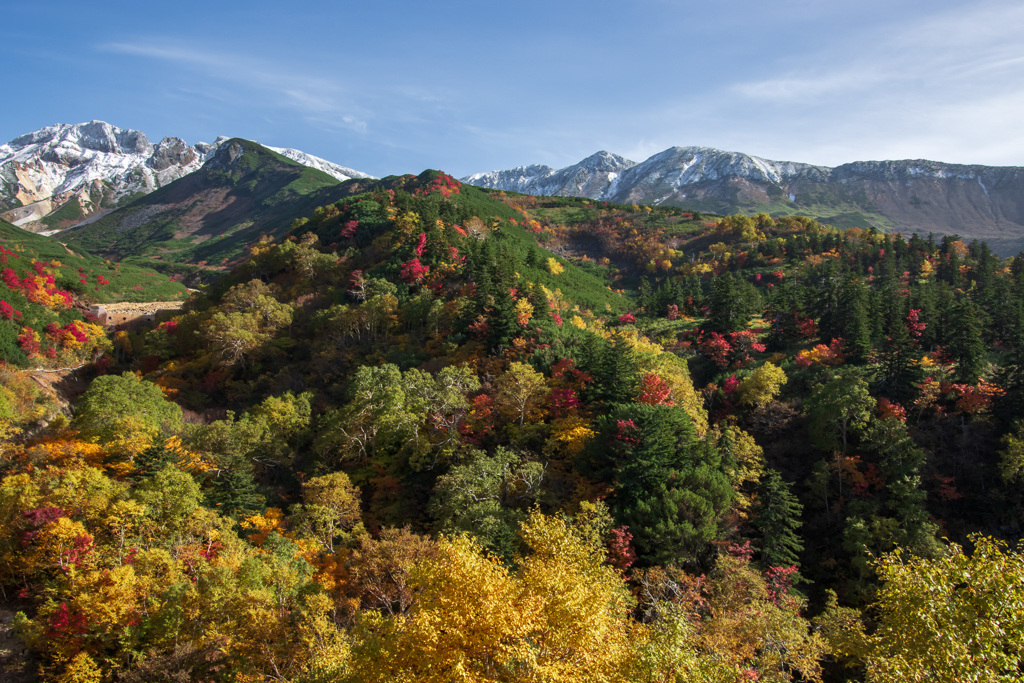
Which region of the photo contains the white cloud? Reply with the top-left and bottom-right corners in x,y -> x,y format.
98,41 -> 369,135
733,3 -> 1024,103
713,1 -> 1024,165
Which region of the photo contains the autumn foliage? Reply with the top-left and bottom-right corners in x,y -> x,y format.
2,180 -> 1024,681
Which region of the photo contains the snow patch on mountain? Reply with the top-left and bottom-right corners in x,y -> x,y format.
608,146 -> 831,201
264,146 -> 376,182
0,122 -> 375,231
460,152 -> 635,198
461,164 -> 559,194
0,121 -> 216,228
462,145 -> 1022,205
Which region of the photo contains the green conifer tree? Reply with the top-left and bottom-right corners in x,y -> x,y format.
753,469 -> 804,569
598,403 -> 733,566
946,292 -> 986,383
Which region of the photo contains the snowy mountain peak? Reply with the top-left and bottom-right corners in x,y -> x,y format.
0,122 -> 373,231
12,121 -> 154,157
577,150 -> 635,173
460,164 -> 557,194
264,145 -> 375,183
462,146 -> 838,202
459,152 -> 635,198
0,122 -> 210,229
462,146 -> 1024,255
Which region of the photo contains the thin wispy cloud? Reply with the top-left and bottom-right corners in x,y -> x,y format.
731,2 -> 1024,104
5,1 -> 1019,177
711,1 -> 1024,166
732,69 -> 886,101
98,41 -> 369,135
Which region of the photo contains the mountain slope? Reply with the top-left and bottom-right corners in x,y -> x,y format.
264,145 -> 374,183
0,218 -> 187,302
61,139 -> 355,267
463,151 -> 636,198
464,147 -> 1024,254
0,217 -> 188,366
0,121 -> 219,231
0,121 -> 376,234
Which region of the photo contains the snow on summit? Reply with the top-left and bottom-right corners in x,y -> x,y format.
0,121 -> 374,231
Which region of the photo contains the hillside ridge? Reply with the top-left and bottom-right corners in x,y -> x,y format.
0,121 -> 374,233
463,147 -> 1024,254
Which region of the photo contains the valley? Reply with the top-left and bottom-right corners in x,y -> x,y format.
0,127 -> 1021,682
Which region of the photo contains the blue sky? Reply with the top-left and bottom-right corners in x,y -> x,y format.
2,0 -> 1023,177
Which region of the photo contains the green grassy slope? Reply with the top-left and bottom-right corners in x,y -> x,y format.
0,220 -> 188,303
299,172 -> 630,314
62,140 -> 350,266
0,219 -> 189,365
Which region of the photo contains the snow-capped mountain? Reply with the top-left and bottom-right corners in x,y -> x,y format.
461,146 -> 833,203
462,151 -> 636,199
0,121 -> 375,232
0,121 -> 219,230
463,146 -> 1024,255
264,146 -> 374,183
603,147 -> 830,205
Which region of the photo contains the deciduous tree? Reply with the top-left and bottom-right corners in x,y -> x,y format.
494,362 -> 548,428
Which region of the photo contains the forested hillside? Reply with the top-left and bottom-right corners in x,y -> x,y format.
0,219 -> 187,368
0,171 -> 1022,682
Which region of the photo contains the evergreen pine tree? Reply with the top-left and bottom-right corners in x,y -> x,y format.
204,462 -> 267,519
938,236 -> 962,287
637,278 -> 656,314
816,273 -> 843,344
600,403 -> 733,567
753,469 -> 804,569
946,292 -> 986,383
873,318 -> 921,401
839,280 -> 872,361
132,440 -> 182,482
488,283 -> 519,351
596,334 -> 638,404
872,276 -> 921,400
995,299 -> 1024,425
863,418 -> 940,559
709,272 -> 760,333
911,278 -> 940,350
525,245 -> 540,269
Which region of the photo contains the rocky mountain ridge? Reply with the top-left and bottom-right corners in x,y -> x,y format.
61,138 -> 359,267
463,147 -> 1024,255
0,121 -> 374,232
263,145 -> 373,184
0,121 -> 219,230
462,151 -> 636,198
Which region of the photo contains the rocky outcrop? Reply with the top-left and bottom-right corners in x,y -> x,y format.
462,151 -> 636,198
90,301 -> 184,329
0,122 -> 374,234
0,607 -> 35,682
0,121 -> 212,231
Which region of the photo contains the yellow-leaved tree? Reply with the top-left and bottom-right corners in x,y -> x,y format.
516,510 -> 639,681
624,332 -> 708,437
738,362 -> 787,409
347,509 -> 643,682
494,362 -> 548,428
863,536 -> 1024,682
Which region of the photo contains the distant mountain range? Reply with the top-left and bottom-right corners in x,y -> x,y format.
462,148 -> 1024,255
0,121 -> 373,233
4,121 -> 1024,256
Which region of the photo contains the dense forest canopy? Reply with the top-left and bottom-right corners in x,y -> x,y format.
1,171 -> 1022,681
